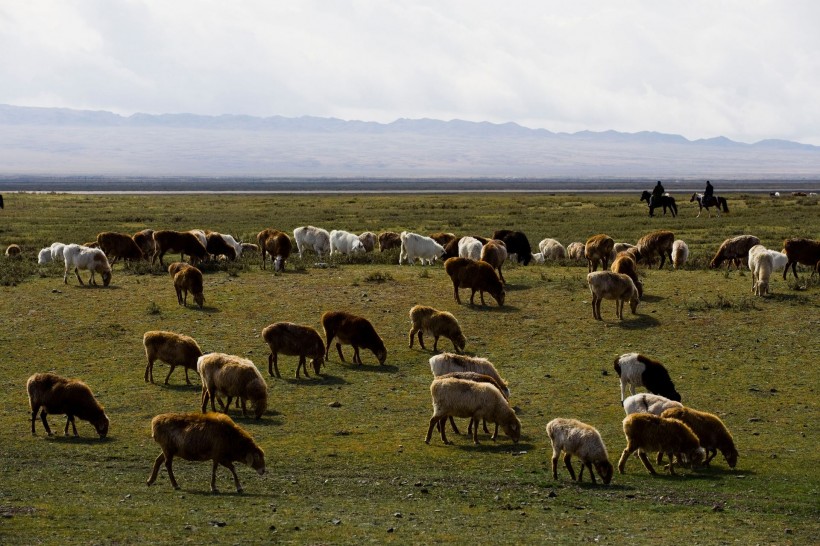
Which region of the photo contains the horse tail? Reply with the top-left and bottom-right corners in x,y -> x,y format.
720,197 -> 729,213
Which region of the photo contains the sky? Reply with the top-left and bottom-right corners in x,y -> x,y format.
2,1 -> 820,145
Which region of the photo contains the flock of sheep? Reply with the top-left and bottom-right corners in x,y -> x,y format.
14,222 -> 820,493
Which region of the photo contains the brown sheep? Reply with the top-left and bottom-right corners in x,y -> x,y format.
782,237 -> 820,280
146,412 -> 265,493
584,234 -> 615,272
172,264 -> 204,308
635,230 -> 674,269
436,371 -> 507,439
378,231 -> 402,252
205,232 -> 240,261
710,235 -> 761,270
430,232 -> 457,248
321,310 -> 387,366
587,271 -> 640,320
261,322 -> 325,378
660,407 -> 738,468
197,353 -> 268,420
27,372 -> 109,438
358,231 -> 378,252
96,231 -> 144,265
480,239 -> 508,284
257,228 -> 292,271
143,331 -> 203,385
132,229 -> 156,259
5,243 -> 22,258
408,305 -> 466,353
444,257 -> 505,307
611,252 -> 643,297
152,230 -> 209,266
617,413 -> 705,475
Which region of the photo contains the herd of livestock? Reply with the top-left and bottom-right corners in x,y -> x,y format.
9,222 -> 820,493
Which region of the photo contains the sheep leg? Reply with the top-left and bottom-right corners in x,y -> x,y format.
418,332 -> 427,350
656,451 -> 665,465
425,416 -> 441,444
551,451 -> 560,479
162,455 -> 180,489
497,266 -> 505,284
146,452 -> 165,486
183,367 -> 193,385
65,415 -> 79,436
618,447 -> 634,474
145,358 -> 154,383
335,343 -> 346,363
468,289 -> 476,306
352,346 -> 362,365
704,448 -> 717,465
637,450 -> 658,475
479,291 -> 487,306
586,462 -> 598,484
433,335 -> 442,352
163,365 -> 176,385
616,299 -> 624,320
74,267 -> 85,286
482,419 -> 490,434
30,406 -> 40,435
268,352 -> 280,377
491,423 -> 499,441
201,388 -> 211,413
240,398 -> 248,417
448,417 -> 461,435
452,282 -> 462,304
563,453 -> 577,481
175,287 -> 183,305
223,461 -> 243,493
299,355 -> 310,378
471,416 -> 481,445
408,327 -> 417,348
182,290 -> 188,306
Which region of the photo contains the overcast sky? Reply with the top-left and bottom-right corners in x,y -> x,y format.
2,1 -> 819,144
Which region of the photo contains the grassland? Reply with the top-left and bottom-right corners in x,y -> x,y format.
0,192 -> 818,545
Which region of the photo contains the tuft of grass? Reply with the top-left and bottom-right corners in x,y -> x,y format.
363,271 -> 393,283
146,301 -> 161,315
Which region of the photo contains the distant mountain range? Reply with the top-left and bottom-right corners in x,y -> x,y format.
1,104 -> 819,179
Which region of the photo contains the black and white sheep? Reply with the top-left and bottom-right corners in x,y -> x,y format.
614,353 -> 681,402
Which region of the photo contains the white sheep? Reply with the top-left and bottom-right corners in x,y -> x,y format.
63,244 -> 112,287
546,418 -> 613,484
748,246 -> 774,296
622,393 -> 683,416
38,247 -> 53,265
748,243 -> 788,279
672,239 -> 689,269
429,353 -> 509,398
458,236 -> 483,261
329,229 -> 365,256
586,271 -> 639,320
566,242 -> 586,261
399,231 -> 445,265
531,252 -> 545,264
538,238 -> 566,260
293,226 -> 330,259
50,242 -> 66,262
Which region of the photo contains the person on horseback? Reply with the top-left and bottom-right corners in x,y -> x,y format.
650,180 -> 665,209
704,180 -> 714,206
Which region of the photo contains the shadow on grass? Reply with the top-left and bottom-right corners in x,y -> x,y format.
335,362 -> 400,374
640,294 -> 664,303
180,487 -> 270,498
613,313 -> 661,329
158,382 -> 200,392
280,373 -> 348,386
43,434 -> 113,444
461,303 -> 519,313
67,284 -> 122,290
447,440 -> 537,453
501,283 -> 531,292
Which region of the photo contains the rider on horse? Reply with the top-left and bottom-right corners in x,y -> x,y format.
703,180 -> 715,206
651,180 -> 665,208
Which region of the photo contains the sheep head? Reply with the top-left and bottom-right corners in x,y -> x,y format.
101,270 -> 112,287
595,460 -> 614,485
194,292 -> 204,308
94,415 -> 110,438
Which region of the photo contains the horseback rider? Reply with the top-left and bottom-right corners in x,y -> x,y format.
704,180 -> 714,206
650,180 -> 665,208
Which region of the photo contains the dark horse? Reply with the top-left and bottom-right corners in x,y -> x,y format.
640,191 -> 678,217
690,193 -> 729,217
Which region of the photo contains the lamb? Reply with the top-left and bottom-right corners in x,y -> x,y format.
429,352 -> 509,398
458,236 -> 483,261
321,310 -> 387,366
261,322 -> 325,378
38,247 -> 53,265
749,248 -> 774,296
546,418 -> 614,484
660,407 -> 738,468
293,225 -> 330,259
96,231 -> 144,265
143,330 -> 204,385
538,238 -> 567,260
399,231 -> 445,265
672,239 -> 689,269
197,353 -> 268,420
257,228 -> 292,271
146,412 -> 265,493
614,352 -> 681,402
635,230 -> 675,269
586,271 -> 639,320
5,244 -> 21,257
132,229 -> 156,260
408,305 -> 466,353
172,263 -> 204,308
377,231 -> 402,252
617,413 -> 705,475
329,229 -> 366,256
425,377 -> 521,445
206,232 -> 243,261
610,252 -> 643,298
566,242 -> 586,261
492,229 -> 533,265
358,231 -> 378,252
152,230 -> 209,266
63,244 -> 112,287
584,234 -> 615,272
444,257 -> 505,307
480,239 -> 508,284
27,372 -> 109,438
430,232 -> 457,248
710,235 -> 761,270
782,237 -> 820,280
622,393 -> 683,416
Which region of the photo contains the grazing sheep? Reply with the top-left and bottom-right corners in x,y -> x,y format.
146,412 -> 265,493
458,236 -> 483,261
152,230 -> 209,266
240,242 -> 259,254
609,242 -> 635,262
257,229 -> 292,271
377,231 -> 402,252
172,263 -> 204,308
197,353 -> 268,419
143,331 -> 203,385
261,322 -> 325,378
38,247 -> 53,265
358,231 -> 378,252
531,252 -> 545,264
321,310 -> 387,366
132,229 -> 156,260
63,244 -> 112,287
430,232 -> 457,248
96,231 -> 144,265
710,235 -> 761,270
622,393 -> 683,416
586,271 -> 639,320
538,238 -> 566,260
611,252 -> 643,298
293,225 -> 330,259
660,407 -> 738,468
206,232 -> 243,261
782,237 -> 820,280
672,239 -> 689,269
617,413 -> 705,475
5,244 -> 22,257
492,230 -> 532,265
749,249 -> 774,296
635,230 -> 675,269
399,231 -> 445,265
329,229 -> 365,256
480,239 -> 508,284
429,352 -> 509,398
444,257 -> 505,307
435,371 -> 508,439
585,234 -> 615,272
425,377 -> 520,445
546,418 -> 614,484
408,304 -> 466,353
567,242 -> 586,261
748,245 -> 788,273
442,236 -> 486,260
614,353 -> 681,402
27,372 -> 109,438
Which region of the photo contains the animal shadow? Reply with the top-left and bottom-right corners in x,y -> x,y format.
284,374 -> 348,386
340,363 -> 399,374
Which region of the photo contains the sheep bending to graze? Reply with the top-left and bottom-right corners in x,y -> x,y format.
710,234 -> 761,270
429,352 -> 509,398
672,239 -> 689,269
38,247 -> 53,264
492,230 -> 532,265
240,242 -> 259,254
132,229 -> 155,260
27,372 -> 109,438
257,229 -> 292,271
261,322 -> 325,378
63,244 -> 112,287
146,412 -> 265,493
635,230 -> 675,269
152,230 -> 209,266
531,252 -> 545,264
586,271 -> 639,320
480,239 -> 508,284
609,242 -> 635,262
611,252 -> 643,298
143,331 -> 203,385
378,231 -> 402,252
425,377 -> 521,445
444,257 -> 505,307
538,238 -> 567,260
622,393 -> 683,416
358,231 -> 378,252
749,249 -> 774,296
5,244 -> 21,257
197,353 -> 268,419
660,406 -> 738,468
408,305 -> 466,353
96,231 -> 144,265
567,242 -> 585,261
618,413 -> 705,475
330,229 -> 365,256
206,232 -> 243,261
321,310 -> 387,365
171,263 -> 204,308
430,232 -> 457,248
546,418 -> 613,484
399,231 -> 445,265
585,234 -> 615,272
458,236 -> 483,261
436,371 -> 508,439
782,237 -> 820,280
50,242 -> 66,262
293,225 -> 330,259
614,353 -> 681,402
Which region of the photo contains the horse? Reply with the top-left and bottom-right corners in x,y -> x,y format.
640,191 -> 678,217
690,193 -> 729,218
